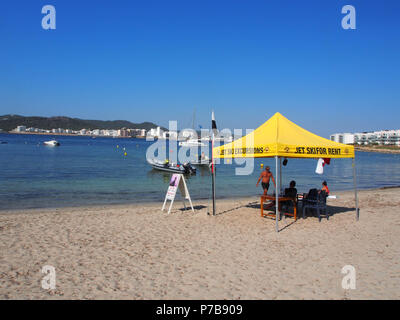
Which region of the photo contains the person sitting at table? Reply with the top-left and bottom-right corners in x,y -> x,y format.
282,180 -> 297,210
319,180 -> 330,195
284,180 -> 297,198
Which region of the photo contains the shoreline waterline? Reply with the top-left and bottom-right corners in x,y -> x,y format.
1,186 -> 399,214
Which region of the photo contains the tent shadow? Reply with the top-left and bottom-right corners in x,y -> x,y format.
179,205 -> 207,211
328,205 -> 356,215
214,203 -> 253,216
246,201 -> 356,221
246,202 -> 266,210
277,220 -> 297,232
301,205 -> 355,219
247,202 -> 299,231
210,201 -> 356,228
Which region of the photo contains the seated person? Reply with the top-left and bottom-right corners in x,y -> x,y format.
284,180 -> 297,199
319,180 -> 330,196
283,181 -> 297,209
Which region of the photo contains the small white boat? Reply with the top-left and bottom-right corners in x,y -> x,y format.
191,158 -> 211,166
214,136 -> 233,143
191,153 -> 211,166
43,140 -> 60,146
179,138 -> 207,147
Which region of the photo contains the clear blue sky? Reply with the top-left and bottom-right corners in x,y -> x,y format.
0,0 -> 399,137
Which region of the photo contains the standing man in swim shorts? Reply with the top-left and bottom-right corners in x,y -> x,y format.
256,166 -> 276,195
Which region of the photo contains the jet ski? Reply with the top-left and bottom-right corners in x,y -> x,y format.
147,159 -> 196,175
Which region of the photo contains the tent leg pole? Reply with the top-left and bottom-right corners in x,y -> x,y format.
280,157 -> 282,195
280,157 -> 285,222
212,137 -> 216,216
352,158 -> 359,221
275,156 -> 279,232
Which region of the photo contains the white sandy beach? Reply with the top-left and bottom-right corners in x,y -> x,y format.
0,188 -> 399,300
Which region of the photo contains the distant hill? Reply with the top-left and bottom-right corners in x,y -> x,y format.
0,115 -> 165,132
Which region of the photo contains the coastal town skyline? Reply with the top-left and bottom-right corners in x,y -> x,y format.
4,116 -> 400,146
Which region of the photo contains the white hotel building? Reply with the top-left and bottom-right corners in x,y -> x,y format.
16,125 -> 27,132
330,130 -> 400,146
329,133 -> 355,144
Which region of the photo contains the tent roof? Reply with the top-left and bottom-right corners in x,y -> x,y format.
213,112 -> 355,159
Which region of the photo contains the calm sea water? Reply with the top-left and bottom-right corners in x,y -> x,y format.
1,133 -> 400,210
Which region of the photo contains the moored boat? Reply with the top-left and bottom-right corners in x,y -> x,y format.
191,153 -> 211,166
179,138 -> 207,147
43,140 -> 60,146
147,159 -> 196,175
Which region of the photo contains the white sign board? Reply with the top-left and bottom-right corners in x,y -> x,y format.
162,174 -> 194,214
166,174 -> 180,200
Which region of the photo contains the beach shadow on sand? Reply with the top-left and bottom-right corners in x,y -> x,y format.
300,205 -> 355,220
245,202 -> 356,219
207,200 -> 356,229
204,200 -> 357,232
179,205 -> 207,211
213,202 -> 255,216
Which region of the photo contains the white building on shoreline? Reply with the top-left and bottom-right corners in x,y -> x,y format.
329,133 -> 355,144
16,126 -> 27,132
11,125 -> 147,138
330,130 -> 400,146
147,126 -> 163,139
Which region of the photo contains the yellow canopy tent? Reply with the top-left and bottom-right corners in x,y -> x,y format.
212,112 -> 359,232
